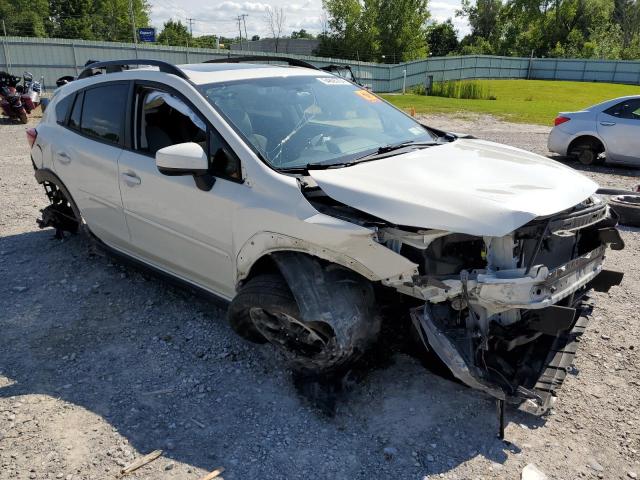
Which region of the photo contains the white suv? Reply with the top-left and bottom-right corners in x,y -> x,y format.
30,58 -> 624,416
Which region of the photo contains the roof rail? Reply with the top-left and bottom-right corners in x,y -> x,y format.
77,59 -> 189,80
204,55 -> 319,70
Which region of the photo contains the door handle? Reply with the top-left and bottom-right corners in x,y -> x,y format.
599,121 -> 616,126
121,171 -> 141,187
57,152 -> 71,164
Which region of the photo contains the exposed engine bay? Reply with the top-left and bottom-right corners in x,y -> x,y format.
301,176 -> 624,420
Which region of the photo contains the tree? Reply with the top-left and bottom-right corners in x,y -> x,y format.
157,19 -> 190,46
191,34 -> 220,48
613,0 -> 640,50
318,0 -> 428,61
0,0 -> 49,36
586,23 -> 623,59
265,6 -> 286,52
373,0 -> 430,61
457,0 -> 503,41
49,0 -> 97,39
251,34 -> 260,41
426,19 -> 459,56
291,29 -> 315,39
318,0 -> 367,58
0,0 -> 150,41
93,0 -> 151,42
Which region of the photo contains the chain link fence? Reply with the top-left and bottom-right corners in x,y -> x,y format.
2,36 -> 640,92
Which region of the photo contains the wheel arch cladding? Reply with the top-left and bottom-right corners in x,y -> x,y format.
270,251 -> 382,354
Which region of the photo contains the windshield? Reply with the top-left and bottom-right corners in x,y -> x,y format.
200,75 -> 437,170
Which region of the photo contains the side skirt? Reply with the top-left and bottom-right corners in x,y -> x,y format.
87,231 -> 231,309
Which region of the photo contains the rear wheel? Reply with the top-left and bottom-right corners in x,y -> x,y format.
570,137 -> 604,166
228,272 -> 378,373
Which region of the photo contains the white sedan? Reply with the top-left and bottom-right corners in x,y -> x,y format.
548,95 -> 640,165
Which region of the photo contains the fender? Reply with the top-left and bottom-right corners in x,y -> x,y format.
235,231 -> 418,286
567,130 -> 608,152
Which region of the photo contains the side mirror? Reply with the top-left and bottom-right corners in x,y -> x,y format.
156,142 -> 215,191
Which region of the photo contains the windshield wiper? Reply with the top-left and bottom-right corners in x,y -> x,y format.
279,163 -> 351,173
353,140 -> 440,162
278,141 -> 440,173
379,140 -> 440,153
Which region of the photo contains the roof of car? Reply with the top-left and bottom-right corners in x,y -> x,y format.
177,62 -> 332,85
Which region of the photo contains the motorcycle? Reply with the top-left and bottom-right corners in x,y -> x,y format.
1,71 -> 43,124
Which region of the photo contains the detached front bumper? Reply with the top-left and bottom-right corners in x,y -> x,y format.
410,296 -> 597,415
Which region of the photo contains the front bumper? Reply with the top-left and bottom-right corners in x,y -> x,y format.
410,295 -> 598,415
393,202 -> 624,415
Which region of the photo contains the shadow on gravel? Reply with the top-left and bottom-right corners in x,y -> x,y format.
0,228 -> 545,478
0,117 -> 23,126
550,154 -> 640,179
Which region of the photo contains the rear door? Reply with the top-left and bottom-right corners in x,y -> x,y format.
597,99 -> 640,164
52,82 -> 131,245
117,82 -> 244,298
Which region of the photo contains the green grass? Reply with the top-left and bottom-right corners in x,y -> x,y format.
382,79 -> 640,125
429,80 -> 491,100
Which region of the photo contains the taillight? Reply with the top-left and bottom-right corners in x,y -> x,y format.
26,127 -> 37,148
554,116 -> 570,126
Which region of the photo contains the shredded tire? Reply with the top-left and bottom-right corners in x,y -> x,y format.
608,195 -> 640,227
228,271 -> 379,373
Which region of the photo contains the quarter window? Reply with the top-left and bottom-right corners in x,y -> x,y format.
55,93 -> 73,125
80,84 -> 128,144
68,92 -> 83,130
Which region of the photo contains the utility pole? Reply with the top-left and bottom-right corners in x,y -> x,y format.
237,16 -> 243,50
240,14 -> 249,47
128,0 -> 138,58
2,19 -> 12,71
128,0 -> 137,44
187,18 -> 195,37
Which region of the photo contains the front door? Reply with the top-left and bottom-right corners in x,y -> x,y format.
117,85 -> 245,298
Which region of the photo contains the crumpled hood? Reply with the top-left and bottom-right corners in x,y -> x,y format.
309,138 -> 598,237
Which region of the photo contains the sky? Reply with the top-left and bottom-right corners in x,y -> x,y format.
148,0 -> 470,41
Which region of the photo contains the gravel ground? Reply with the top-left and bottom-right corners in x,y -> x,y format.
1,113 -> 639,480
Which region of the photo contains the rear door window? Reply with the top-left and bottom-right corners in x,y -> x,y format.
80,84 -> 129,145
604,99 -> 640,120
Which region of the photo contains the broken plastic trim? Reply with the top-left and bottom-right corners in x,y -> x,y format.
409,303 -> 507,401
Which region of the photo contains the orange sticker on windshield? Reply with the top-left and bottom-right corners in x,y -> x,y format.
355,90 -> 380,103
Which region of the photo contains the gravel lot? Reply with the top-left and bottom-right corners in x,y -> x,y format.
1,113 -> 639,480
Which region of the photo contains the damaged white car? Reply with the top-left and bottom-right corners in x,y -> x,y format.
30,58 -> 624,420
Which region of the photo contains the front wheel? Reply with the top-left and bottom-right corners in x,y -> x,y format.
228,272 -> 378,373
